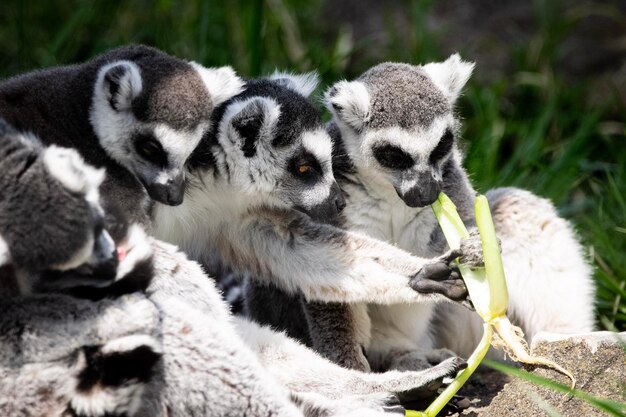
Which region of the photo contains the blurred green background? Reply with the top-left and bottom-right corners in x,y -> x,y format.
1,0 -> 624,331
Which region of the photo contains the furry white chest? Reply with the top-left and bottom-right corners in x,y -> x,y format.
342,179 -> 440,354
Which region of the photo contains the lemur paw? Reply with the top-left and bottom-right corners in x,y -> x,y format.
458,227 -> 501,268
409,253 -> 468,302
395,357 -> 468,405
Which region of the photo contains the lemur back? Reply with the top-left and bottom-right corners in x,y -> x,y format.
315,55 -> 595,370
0,44 -> 243,223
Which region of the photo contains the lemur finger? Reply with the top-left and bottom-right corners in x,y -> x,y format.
458,229 -> 485,267
440,248 -> 463,265
412,261 -> 453,282
409,278 -> 468,301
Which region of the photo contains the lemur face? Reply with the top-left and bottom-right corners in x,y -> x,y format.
326,55 -> 474,208
0,128 -> 116,282
90,59 -> 243,206
211,74 -> 345,221
0,125 -> 153,294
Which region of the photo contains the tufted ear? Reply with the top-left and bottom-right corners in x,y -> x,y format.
190,63 -> 245,109
270,71 -> 319,97
42,146 -> 105,204
99,61 -> 143,112
422,54 -> 474,103
222,97 -> 280,158
324,80 -> 370,132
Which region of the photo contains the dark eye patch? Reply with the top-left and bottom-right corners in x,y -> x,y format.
289,151 -> 323,183
429,129 -> 454,164
134,132 -> 168,168
372,144 -> 414,170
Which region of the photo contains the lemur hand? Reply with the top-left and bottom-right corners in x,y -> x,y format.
458,227 -> 501,268
408,250 -> 468,302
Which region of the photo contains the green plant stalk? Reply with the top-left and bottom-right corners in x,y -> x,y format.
423,323 -> 493,416
406,193 -> 575,416
405,194 -> 498,417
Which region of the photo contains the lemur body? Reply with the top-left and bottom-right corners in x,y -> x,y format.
0,45 -> 242,223
0,124 -> 467,417
151,73 -> 472,319
315,55 -> 595,370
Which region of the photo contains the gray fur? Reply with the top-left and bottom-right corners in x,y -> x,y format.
0,124 -> 95,272
358,63 -> 449,130
153,75 -> 470,379
1,237 -> 468,417
305,55 -> 595,374
0,45 -> 238,222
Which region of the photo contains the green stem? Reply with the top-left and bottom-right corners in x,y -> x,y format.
422,323 -> 493,416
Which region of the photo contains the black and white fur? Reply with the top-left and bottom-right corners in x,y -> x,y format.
0,121 -> 119,294
316,54 -> 595,370
0,45 -> 243,224
151,72 -> 471,320
0,121 -> 468,416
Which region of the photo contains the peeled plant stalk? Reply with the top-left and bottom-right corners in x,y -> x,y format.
405,193 -> 574,417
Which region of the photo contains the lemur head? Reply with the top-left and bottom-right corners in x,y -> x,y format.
195,72 -> 346,221
325,54 -> 474,207
90,45 -> 244,205
0,124 -> 151,293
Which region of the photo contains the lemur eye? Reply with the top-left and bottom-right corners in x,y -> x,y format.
372,144 -> 414,170
134,133 -> 168,168
297,164 -> 312,174
290,152 -> 322,182
429,129 -> 454,164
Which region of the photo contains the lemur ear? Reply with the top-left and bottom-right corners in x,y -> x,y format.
42,146 -> 105,201
189,63 -> 245,109
100,61 -> 143,112
422,54 -> 474,103
224,97 -> 280,158
324,80 -> 370,132
270,71 -> 319,97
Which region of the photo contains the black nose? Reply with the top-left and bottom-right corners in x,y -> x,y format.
147,180 -> 185,206
399,174 -> 441,208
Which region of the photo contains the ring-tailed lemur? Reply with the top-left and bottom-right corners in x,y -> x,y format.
0,45 -> 243,224
151,72 -> 472,321
0,150 -> 467,417
306,54 -> 596,371
0,237 -> 468,417
0,121 -> 117,293
0,127 -> 468,417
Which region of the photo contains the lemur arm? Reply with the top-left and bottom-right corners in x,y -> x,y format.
224,207 -> 466,305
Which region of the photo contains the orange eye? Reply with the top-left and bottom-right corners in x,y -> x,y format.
298,164 -> 311,174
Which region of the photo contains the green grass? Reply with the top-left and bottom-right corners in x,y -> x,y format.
1,0 -> 624,330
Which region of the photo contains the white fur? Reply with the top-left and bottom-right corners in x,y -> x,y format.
70,378 -> 145,417
270,71 -> 320,97
325,81 -> 370,132
329,58 -> 595,367
116,225 -> 153,280
101,334 -> 161,355
152,122 -> 206,176
422,54 -> 474,103
90,62 -> 142,168
0,234 -> 10,266
43,146 -> 105,205
102,61 -> 143,111
299,129 -> 334,208
190,63 -> 245,108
